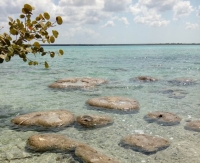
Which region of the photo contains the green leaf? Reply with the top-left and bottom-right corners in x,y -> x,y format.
20,14 -> 25,18
10,29 -> 18,35
45,61 -> 49,68
50,36 -> 55,43
56,16 -> 63,25
52,30 -> 59,38
28,61 -> 33,65
50,52 -> 55,58
24,4 -> 32,11
43,12 -> 50,20
33,42 -> 40,48
59,49 -> 64,55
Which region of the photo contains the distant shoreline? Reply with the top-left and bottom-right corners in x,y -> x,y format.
41,43 -> 200,46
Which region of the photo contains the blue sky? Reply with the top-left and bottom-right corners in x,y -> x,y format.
0,0 -> 200,44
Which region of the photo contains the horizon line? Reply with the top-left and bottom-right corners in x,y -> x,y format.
41,43 -> 200,46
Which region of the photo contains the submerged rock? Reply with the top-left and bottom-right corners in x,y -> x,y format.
48,77 -> 107,89
27,134 -> 120,163
120,134 -> 170,154
86,96 -> 140,112
76,115 -> 113,128
184,120 -> 200,132
27,134 -> 82,152
144,111 -> 181,126
11,110 -> 75,128
159,89 -> 187,99
168,78 -> 196,86
75,144 -> 120,163
130,76 -> 158,82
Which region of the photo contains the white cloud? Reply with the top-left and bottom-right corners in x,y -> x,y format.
101,21 -> 115,28
134,9 -> 170,27
112,16 -> 129,25
197,6 -> 200,18
173,1 -> 193,20
103,0 -> 132,12
130,3 -> 170,27
59,0 -> 96,6
185,22 -> 199,30
137,0 -> 178,12
65,27 -> 100,38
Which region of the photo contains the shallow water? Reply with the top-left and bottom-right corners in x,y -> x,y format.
0,45 -> 200,163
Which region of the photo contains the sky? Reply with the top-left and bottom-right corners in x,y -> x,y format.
0,0 -> 200,44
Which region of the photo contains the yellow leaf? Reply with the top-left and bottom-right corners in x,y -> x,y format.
43,12 -> 50,20
33,42 -> 40,48
45,61 -> 49,68
56,16 -> 63,25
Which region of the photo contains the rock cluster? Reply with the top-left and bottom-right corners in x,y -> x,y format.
27,134 -> 119,163
144,111 -> 181,126
11,110 -> 75,128
86,96 -> 140,112
48,77 -> 107,89
120,134 -> 170,154
76,115 -> 113,128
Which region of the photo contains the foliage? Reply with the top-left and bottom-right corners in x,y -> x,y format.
0,4 -> 64,68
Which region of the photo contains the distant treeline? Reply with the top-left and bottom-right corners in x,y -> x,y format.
41,43 -> 200,46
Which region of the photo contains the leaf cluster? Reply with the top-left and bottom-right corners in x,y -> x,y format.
0,4 -> 64,68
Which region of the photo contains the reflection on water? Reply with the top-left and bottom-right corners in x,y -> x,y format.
0,45 -> 200,163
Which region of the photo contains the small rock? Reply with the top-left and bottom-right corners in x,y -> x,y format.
185,120 -> 200,132
27,134 -> 83,152
120,134 -> 170,154
130,76 -> 158,82
75,144 -> 120,163
48,77 -> 107,89
86,96 -> 139,112
144,111 -> 181,126
11,110 -> 75,128
76,115 -> 113,128
168,78 -> 196,86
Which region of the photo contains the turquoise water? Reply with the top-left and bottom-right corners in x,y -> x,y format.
0,45 -> 200,163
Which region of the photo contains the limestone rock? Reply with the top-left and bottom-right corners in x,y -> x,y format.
48,77 -> 107,89
159,89 -> 187,99
27,134 -> 83,152
75,144 -> 120,163
76,115 -> 113,128
185,120 -> 200,132
168,78 -> 196,86
144,111 -> 181,126
131,76 -> 158,82
11,110 -> 75,128
120,134 -> 170,154
86,96 -> 139,112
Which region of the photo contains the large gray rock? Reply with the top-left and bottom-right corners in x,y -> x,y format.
144,111 -> 181,126
76,115 -> 113,128
11,110 -> 75,128
120,134 -> 170,154
27,134 -> 120,163
86,96 -> 139,112
184,120 -> 200,132
75,144 -> 120,163
48,77 -> 107,89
